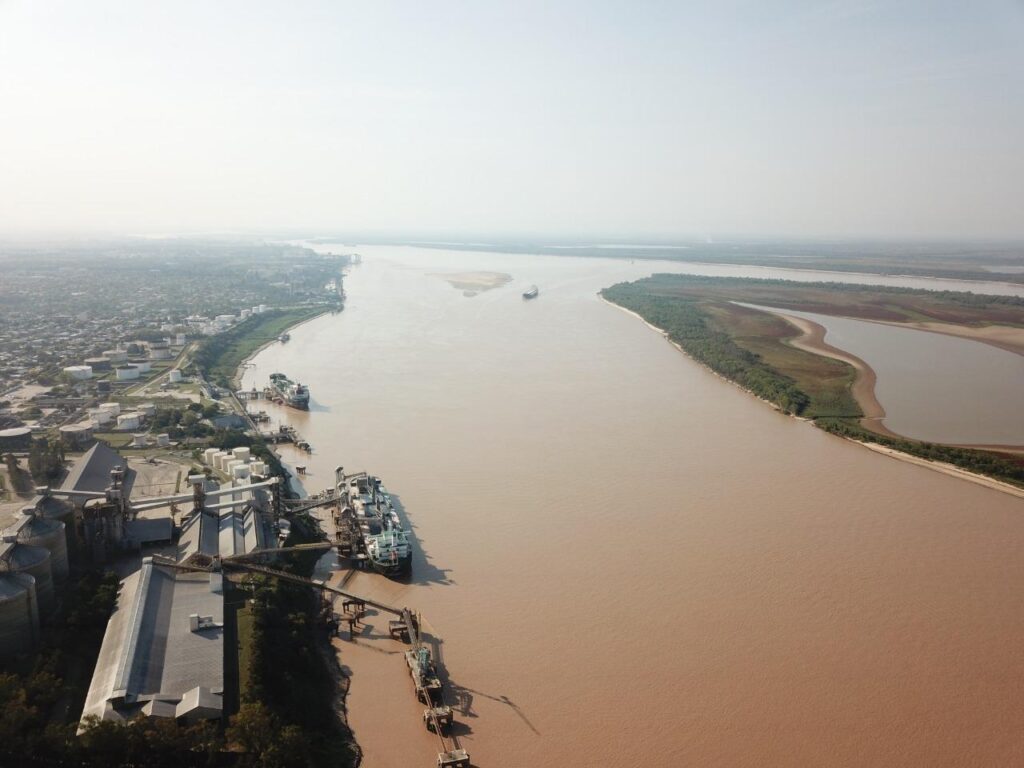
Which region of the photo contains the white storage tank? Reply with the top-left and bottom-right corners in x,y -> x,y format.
232,464 -> 251,481
62,365 -> 93,380
59,422 -> 95,448
117,413 -> 142,431
138,403 -> 156,417
148,343 -> 171,360
250,461 -> 267,477
226,459 -> 245,477
115,365 -> 140,381
0,539 -> 54,615
203,448 -> 219,466
100,402 -> 121,417
131,433 -> 147,448
131,360 -> 152,374
156,433 -> 170,447
213,451 -> 231,471
231,446 -> 251,463
0,573 -> 40,655
103,349 -> 128,363
240,309 -> 252,320
6,510 -> 69,582
168,369 -> 183,383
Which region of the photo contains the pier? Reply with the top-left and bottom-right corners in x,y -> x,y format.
279,481 -> 469,766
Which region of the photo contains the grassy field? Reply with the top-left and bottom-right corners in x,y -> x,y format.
603,274 -> 1024,487
192,306 -> 330,386
704,302 -> 862,418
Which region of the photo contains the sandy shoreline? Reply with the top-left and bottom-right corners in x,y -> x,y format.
864,318 -> 1024,357
603,296 -> 1024,500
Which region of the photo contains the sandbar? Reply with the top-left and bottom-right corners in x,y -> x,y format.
430,271 -> 513,296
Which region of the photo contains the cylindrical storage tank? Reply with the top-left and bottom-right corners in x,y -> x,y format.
84,357 -> 111,372
62,365 -> 93,380
103,349 -> 128,363
131,434 -> 147,448
240,309 -> 252,320
203,448 -> 219,466
250,461 -> 266,476
130,360 -> 152,374
258,304 -> 267,313
232,446 -> 251,463
157,433 -> 170,447
169,369 -> 183,383
100,402 -> 121,417
59,422 -> 95,448
215,452 -> 232,472
7,513 -> 69,583
117,413 -> 141,431
138,403 -> 156,417
2,541 -> 54,615
226,459 -> 244,476
115,365 -> 140,381
0,427 -> 33,452
0,573 -> 40,655
89,408 -> 113,427
232,464 -> 250,481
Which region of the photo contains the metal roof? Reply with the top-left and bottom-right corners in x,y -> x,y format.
80,560 -> 224,727
60,442 -> 134,496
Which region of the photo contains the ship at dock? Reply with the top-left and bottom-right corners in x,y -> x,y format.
267,372 -> 310,409
522,284 -> 539,299
334,469 -> 413,577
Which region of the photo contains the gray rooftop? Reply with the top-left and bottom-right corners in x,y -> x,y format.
80,560 -> 224,727
60,442 -> 134,497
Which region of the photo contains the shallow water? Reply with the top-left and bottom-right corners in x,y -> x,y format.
749,305 -> 1024,445
244,245 -> 1024,767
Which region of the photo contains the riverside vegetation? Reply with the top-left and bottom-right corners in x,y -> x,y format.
602,275 -> 1024,487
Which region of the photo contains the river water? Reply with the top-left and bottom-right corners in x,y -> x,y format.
753,306 -> 1024,446
244,245 -> 1024,767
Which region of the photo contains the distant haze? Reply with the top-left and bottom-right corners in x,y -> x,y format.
1,1 -> 1023,239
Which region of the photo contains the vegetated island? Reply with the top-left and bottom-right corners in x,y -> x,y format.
601,274 -> 1024,489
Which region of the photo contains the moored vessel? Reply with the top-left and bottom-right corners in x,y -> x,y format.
268,372 -> 310,409
336,471 -> 412,577
522,284 -> 539,299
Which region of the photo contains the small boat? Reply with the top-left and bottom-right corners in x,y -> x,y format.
522,285 -> 539,299
279,333 -> 290,342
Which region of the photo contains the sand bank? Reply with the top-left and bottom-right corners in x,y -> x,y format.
430,270 -> 513,296
867,319 -> 1024,357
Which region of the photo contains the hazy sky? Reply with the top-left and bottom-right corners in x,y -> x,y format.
1,1 -> 1022,239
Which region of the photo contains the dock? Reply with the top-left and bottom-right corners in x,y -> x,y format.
280,486 -> 469,766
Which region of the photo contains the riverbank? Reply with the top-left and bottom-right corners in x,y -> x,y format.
192,305 -> 333,388
601,278 -> 1024,494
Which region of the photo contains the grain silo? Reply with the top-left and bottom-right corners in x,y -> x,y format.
0,572 -> 40,655
5,508 -> 69,582
0,538 -> 54,615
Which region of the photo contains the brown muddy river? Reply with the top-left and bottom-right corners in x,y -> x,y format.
243,245 -> 1024,767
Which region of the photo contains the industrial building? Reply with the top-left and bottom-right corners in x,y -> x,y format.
76,456 -> 279,729
80,559 -> 225,725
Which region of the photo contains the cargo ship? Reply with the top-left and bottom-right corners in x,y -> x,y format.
522,285 -> 539,299
268,372 -> 310,409
337,471 -> 413,577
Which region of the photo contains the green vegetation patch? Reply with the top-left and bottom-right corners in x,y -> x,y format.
603,274 -> 1024,488
193,308 -> 327,387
